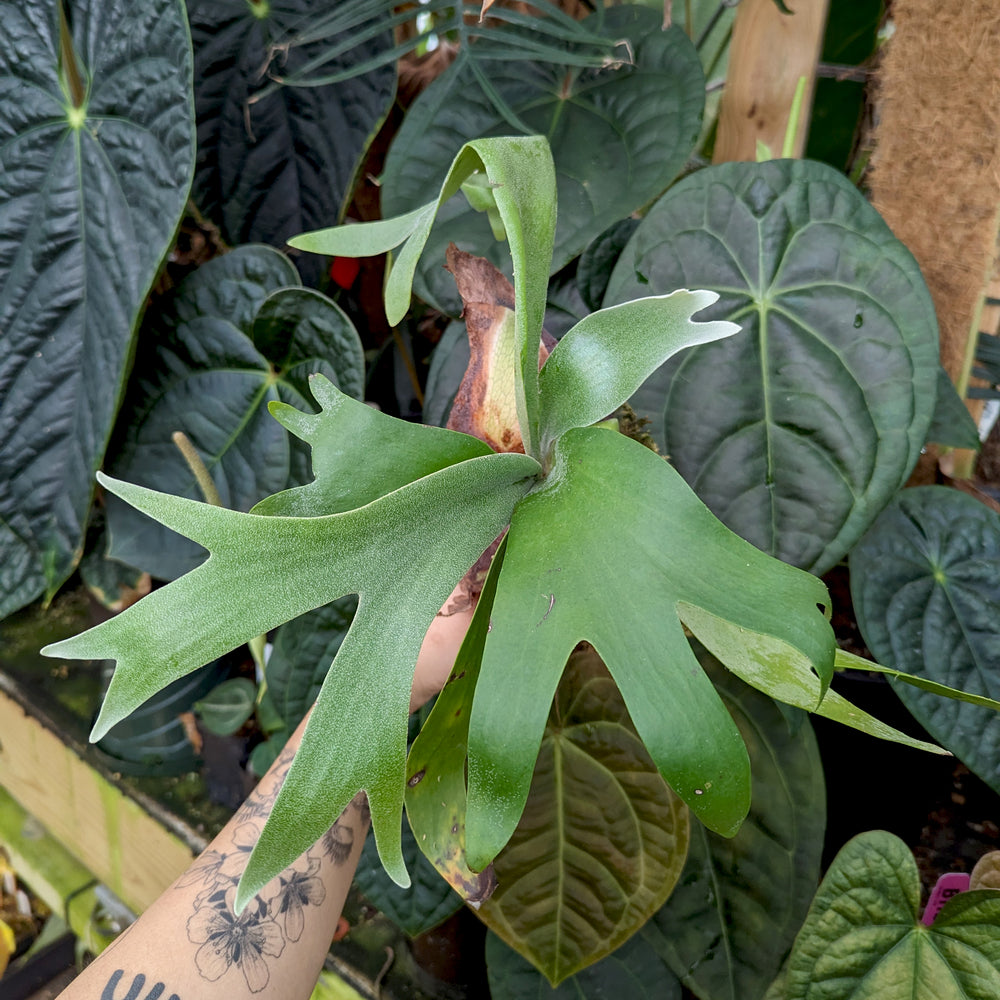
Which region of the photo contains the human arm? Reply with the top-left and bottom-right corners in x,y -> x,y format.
59,599 -> 474,1000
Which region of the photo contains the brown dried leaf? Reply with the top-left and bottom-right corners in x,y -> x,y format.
444,244 -> 551,454
970,850 -> 1000,891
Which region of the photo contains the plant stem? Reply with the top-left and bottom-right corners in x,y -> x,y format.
172,431 -> 222,507
57,0 -> 86,109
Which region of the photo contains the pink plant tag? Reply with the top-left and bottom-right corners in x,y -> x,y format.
921,872 -> 970,925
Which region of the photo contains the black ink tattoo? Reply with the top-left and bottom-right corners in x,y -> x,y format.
177,748 -> 368,992
320,820 -> 354,865
101,969 -> 180,1000
235,745 -> 296,821
181,819 -> 327,992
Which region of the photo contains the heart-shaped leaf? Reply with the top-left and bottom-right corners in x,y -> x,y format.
0,0 -> 194,616
188,0 -> 395,250
486,928 -> 682,1000
106,247 -> 364,579
380,6 -> 705,316
850,486 -> 1000,796
195,677 -> 258,736
466,426 -> 836,868
778,830 -> 1000,999
42,382 -> 540,903
604,158 -> 940,575
645,649 -> 826,1000
476,645 -> 690,985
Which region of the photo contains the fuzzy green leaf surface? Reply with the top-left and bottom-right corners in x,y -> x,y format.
605,159 -> 940,575
0,0 -> 194,616
381,6 -> 705,317
851,486 -> 1000,794
253,374 -> 493,516
107,248 -> 363,579
466,426 -> 837,869
188,0 -> 394,252
646,651 -> 826,1000
43,422 -> 539,902
477,646 -> 690,985
782,831 -> 1000,999
292,135 -> 555,455
537,290 -> 740,454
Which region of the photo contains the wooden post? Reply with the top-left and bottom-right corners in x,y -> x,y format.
714,0 -> 830,163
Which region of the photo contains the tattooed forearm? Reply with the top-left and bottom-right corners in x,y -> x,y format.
321,793 -> 370,865
234,745 -> 297,821
101,969 -> 180,1000
174,750 -> 369,992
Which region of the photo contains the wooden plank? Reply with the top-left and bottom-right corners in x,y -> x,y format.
0,687 -> 196,914
714,0 -> 830,163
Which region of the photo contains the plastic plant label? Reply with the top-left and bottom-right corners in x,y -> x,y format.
921,872 -> 970,926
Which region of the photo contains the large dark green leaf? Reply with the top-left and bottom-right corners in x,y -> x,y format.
604,159 -> 940,575
106,247 -> 364,579
926,365 -> 980,450
477,646 -> 690,985
381,6 -> 705,315
0,0 -> 194,617
775,831 -> 1000,999
486,929 -> 682,1000
645,650 -> 826,1000
850,486 -> 1000,796
265,595 -> 357,732
466,426 -> 836,869
187,0 -> 394,250
354,819 -> 462,938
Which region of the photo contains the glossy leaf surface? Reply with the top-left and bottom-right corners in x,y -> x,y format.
477,646 -> 690,985
467,426 -> 837,868
405,538 -> 505,904
381,6 -> 705,316
0,0 -> 193,616
779,831 -> 1000,999
851,486 -> 1000,795
605,159 -> 940,575
486,929 -> 682,1000
195,677 -> 257,736
107,248 -> 363,579
646,651 -> 825,1000
188,0 -> 394,249
43,383 -> 540,901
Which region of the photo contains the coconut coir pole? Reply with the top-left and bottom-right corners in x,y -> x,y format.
868,0 -> 1000,469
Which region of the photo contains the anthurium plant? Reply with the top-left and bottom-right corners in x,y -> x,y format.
42,135 -> 990,947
